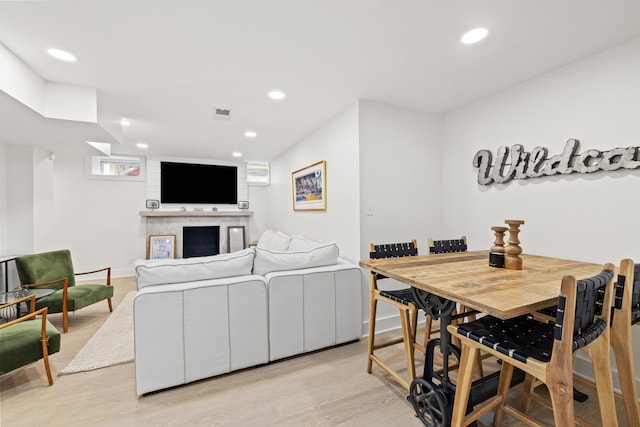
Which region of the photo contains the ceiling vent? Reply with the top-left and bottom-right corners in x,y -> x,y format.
213,107 -> 231,121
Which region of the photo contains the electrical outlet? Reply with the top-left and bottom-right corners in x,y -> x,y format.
366,203 -> 374,216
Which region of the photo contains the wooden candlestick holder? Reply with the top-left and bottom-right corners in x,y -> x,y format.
491,226 -> 508,253
504,219 -> 525,270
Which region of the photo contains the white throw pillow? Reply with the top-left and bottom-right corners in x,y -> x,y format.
257,230 -> 291,251
288,235 -> 324,251
253,243 -> 339,276
135,248 -> 255,288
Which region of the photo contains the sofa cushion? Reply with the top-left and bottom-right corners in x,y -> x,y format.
256,230 -> 291,252
135,248 -> 255,289
253,244 -> 339,276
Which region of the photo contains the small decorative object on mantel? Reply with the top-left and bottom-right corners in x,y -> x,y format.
489,226 -> 508,268
145,199 -> 160,210
504,219 -> 525,270
238,201 -> 249,209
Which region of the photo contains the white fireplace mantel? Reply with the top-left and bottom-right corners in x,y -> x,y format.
139,210 -> 253,218
140,210 -> 253,257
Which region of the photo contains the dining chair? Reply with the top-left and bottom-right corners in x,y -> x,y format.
366,239 -> 421,390
424,236 -> 470,341
15,249 -> 113,332
0,294 -> 61,385
447,264 -> 617,427
611,258 -> 640,427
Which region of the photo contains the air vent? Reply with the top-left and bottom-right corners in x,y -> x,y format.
213,107 -> 231,121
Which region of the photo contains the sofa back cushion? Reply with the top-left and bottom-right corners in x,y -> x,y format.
135,248 -> 255,289
256,230 -> 291,251
253,243 -> 339,276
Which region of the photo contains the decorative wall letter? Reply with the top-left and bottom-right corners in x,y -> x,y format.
473,139 -> 640,185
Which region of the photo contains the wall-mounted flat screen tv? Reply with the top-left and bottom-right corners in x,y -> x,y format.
161,161 -> 238,204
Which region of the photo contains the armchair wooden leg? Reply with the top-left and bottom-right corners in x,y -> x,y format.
62,309 -> 68,333
107,297 -> 113,312
42,342 -> 54,385
40,313 -> 54,385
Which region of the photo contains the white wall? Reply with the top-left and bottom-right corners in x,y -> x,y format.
442,36 -> 640,391
266,101 -> 361,264
49,147 -> 148,277
6,144 -> 34,256
359,100 -> 443,257
247,185 -> 268,244
4,143 -> 148,278
358,100 -> 444,331
0,143 -> 6,255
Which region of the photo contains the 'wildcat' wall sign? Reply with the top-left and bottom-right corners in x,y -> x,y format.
473,139 -> 640,185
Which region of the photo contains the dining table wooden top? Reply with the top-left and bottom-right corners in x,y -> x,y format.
359,250 -> 603,319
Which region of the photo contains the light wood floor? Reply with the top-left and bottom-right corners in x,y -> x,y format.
0,277 -> 632,426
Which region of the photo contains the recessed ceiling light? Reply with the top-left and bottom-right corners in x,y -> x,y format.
461,28 -> 488,45
47,48 -> 78,62
244,131 -> 257,138
136,143 -> 148,149
268,90 -> 286,100
120,118 -> 131,126
232,152 -> 242,158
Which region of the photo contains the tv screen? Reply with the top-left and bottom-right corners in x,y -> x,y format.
161,162 -> 238,204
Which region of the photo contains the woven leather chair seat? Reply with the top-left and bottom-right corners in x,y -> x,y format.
379,288 -> 417,305
456,313 -> 607,365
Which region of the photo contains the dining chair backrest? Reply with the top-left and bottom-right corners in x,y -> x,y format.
428,236 -> 467,254
556,269 -> 614,353
614,261 -> 640,325
369,240 -> 418,259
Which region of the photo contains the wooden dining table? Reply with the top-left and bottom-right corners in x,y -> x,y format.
359,250 -> 603,426
359,250 -> 601,320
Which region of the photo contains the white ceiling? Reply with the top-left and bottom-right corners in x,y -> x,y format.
1,0 -> 640,162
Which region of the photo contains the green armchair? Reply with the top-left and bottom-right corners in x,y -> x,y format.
0,294 -> 61,385
15,249 -> 114,332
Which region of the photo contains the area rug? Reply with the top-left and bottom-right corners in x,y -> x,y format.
59,291 -> 135,375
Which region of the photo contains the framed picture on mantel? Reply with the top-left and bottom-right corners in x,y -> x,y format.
228,226 -> 246,253
148,234 -> 176,260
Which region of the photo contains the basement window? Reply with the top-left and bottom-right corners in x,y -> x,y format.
247,161 -> 270,186
85,155 -> 146,181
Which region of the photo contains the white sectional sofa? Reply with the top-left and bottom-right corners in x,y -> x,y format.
133,231 -> 363,395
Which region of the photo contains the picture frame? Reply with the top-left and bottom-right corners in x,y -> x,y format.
238,200 -> 249,209
292,160 -> 326,211
148,234 -> 176,260
227,226 -> 246,253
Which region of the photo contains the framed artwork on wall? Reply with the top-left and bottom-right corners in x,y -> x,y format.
148,234 -> 176,260
292,160 -> 326,211
227,226 -> 246,253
